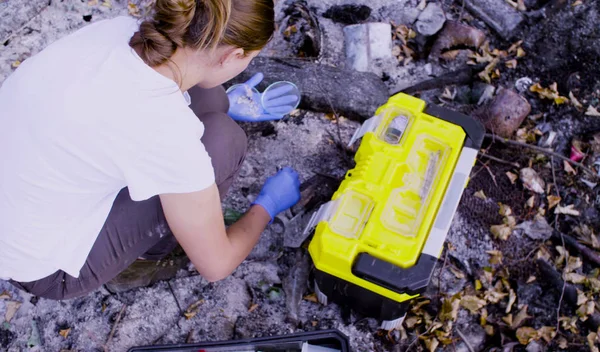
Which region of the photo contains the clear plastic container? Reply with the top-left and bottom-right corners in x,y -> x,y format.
328,191 -> 374,239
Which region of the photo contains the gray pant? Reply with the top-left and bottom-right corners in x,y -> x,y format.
11,86 -> 247,300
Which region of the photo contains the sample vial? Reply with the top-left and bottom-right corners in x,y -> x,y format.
382,115 -> 409,144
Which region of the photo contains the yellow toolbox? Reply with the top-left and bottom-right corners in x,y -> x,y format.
304,93 -> 484,330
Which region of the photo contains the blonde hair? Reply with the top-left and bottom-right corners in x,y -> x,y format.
130,0 -> 275,67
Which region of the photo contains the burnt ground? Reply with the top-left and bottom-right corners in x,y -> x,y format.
1,0 -> 600,351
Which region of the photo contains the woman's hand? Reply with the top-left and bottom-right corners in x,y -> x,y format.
159,167 -> 301,282
227,73 -> 299,122
252,167 -> 301,221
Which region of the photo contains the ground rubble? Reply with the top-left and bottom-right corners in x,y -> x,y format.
2,0 -> 600,351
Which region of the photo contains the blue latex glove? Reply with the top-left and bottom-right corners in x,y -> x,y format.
227,73 -> 299,122
253,167 -> 301,221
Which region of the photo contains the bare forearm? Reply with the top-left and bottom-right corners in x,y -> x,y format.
225,205 -> 271,266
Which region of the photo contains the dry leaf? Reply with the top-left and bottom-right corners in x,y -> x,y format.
502,314 -> 513,326
425,337 -> 440,352
184,299 -> 205,320
569,92 -> 584,109
564,160 -> 577,174
12,61 -> 21,68
484,289 -> 507,304
303,293 -> 319,303
487,250 -> 503,265
461,295 -> 487,314
506,289 -> 517,313
520,168 -> 545,194
565,256 -> 583,273
506,171 -> 518,184
587,332 -> 599,352
558,336 -> 568,349
576,301 -> 595,319
560,316 -> 579,333
0,291 -> 10,300
526,276 -> 536,283
440,296 -> 460,322
88,0 -> 98,5
4,301 -> 21,322
418,0 -> 427,10
572,0 -> 583,5
517,47 -> 526,58
404,316 -> 421,329
474,190 -> 487,200
512,305 -> 531,329
491,224 -> 512,241
59,328 -> 71,339
441,87 -> 457,101
516,327 -> 539,345
499,203 -> 513,216
102,303 -> 107,313
586,106 -> 600,117
127,2 -> 140,17
449,266 -> 466,279
505,59 -> 518,69
479,59 -> 499,83
101,0 -> 112,8
537,326 -> 556,343
248,303 -> 259,313
530,82 -> 568,105
555,204 -> 580,216
475,280 -> 483,290
577,289 -> 589,306
485,325 -> 495,335
547,195 -> 561,209
526,196 -> 535,208
564,272 -> 587,284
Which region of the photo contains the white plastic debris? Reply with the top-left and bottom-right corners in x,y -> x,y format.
343,22 -> 393,73
515,77 -> 533,93
520,167 -> 545,194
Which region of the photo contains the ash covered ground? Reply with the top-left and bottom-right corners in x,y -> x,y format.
2,0 -> 600,351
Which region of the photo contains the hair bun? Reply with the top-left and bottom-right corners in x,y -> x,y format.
131,21 -> 178,67
154,0 -> 197,47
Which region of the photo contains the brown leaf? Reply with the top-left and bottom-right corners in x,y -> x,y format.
537,326 -> 556,343
588,332 -> 599,352
506,289 -> 517,313
555,204 -> 580,216
569,92 -> 584,109
491,224 -> 512,241
516,327 -> 539,345
530,82 -> 568,105
184,299 -> 205,320
577,289 -> 589,306
0,291 -> 10,300
449,266 -> 466,279
59,328 -> 71,339
505,59 -> 518,69
506,171 -> 518,184
12,61 -> 21,68
487,250 -> 503,265
586,106 -> 600,117
474,190 -> 487,200
425,337 -> 440,352
485,325 -> 495,336
461,295 -> 487,314
102,303 -> 107,313
564,160 -> 577,175
520,168 -> 545,194
577,301 -> 595,320
303,293 -> 319,303
248,303 -> 259,313
404,316 -> 422,329
311,320 -> 318,327
547,195 -> 561,209
557,336 -> 568,349
565,256 -> 583,273
526,276 -> 536,283
440,296 -> 460,322
526,196 -> 535,208
512,305 -> 531,329
564,272 -> 587,284
4,301 -> 21,322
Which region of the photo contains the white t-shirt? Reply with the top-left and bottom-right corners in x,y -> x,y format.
0,16 -> 215,282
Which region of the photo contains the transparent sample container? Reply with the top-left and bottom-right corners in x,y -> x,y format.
380,114 -> 409,144
328,191 -> 374,239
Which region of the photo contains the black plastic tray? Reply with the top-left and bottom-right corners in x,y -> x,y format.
127,329 -> 350,352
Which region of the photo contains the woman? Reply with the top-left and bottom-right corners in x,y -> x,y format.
0,0 -> 301,300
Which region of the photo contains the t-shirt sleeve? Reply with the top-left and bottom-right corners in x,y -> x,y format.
121,120 -> 215,201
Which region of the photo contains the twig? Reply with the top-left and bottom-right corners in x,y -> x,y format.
104,304 -> 127,352
552,231 -> 600,267
485,133 -> 598,178
477,159 -> 498,186
456,328 -> 475,352
556,280 -> 566,333
478,152 -> 520,168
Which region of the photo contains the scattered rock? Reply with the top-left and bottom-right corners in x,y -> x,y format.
415,3 -> 446,36
343,22 -> 393,73
0,0 -> 49,44
526,340 -> 545,352
430,21 -> 486,61
463,0 -> 524,40
0,328 -> 15,349
480,88 -> 531,138
514,215 -> 553,240
377,3 -> 420,26
322,5 -> 372,25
